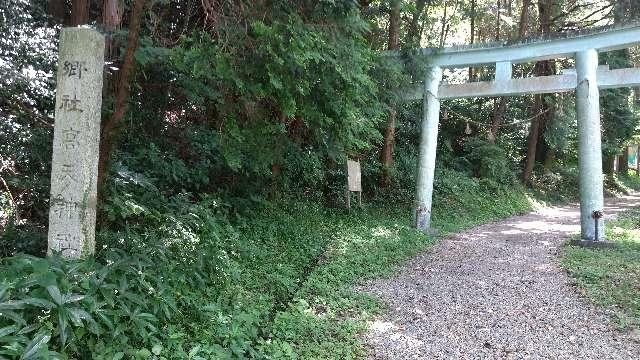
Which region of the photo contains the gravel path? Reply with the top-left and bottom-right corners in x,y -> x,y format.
360,193 -> 640,359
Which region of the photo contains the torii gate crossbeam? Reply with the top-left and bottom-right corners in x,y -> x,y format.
412,24 -> 640,243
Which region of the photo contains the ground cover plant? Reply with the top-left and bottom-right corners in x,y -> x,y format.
0,168 -> 534,358
562,205 -> 640,332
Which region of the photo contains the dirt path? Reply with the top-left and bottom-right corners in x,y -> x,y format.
361,193 -> 640,359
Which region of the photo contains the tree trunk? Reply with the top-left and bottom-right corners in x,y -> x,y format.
103,0 -> 123,37
523,96 -> 541,184
102,0 -> 123,98
408,0 -> 428,47
534,60 -> 556,168
439,1 -> 448,47
469,0 -> 475,80
488,0 -> 507,144
523,0 -> 554,184
520,0 -> 534,184
603,155 -> 615,175
620,146 -> 630,174
97,0 -> 147,188
518,0 -> 531,38
380,0 -> 401,186
488,97 -> 507,144
70,0 -> 89,26
47,0 -> 68,25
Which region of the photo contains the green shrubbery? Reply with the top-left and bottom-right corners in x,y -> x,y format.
605,172 -> 640,196
460,137 -> 518,185
0,165 -> 536,359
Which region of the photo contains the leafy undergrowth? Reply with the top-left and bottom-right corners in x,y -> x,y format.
0,170 -> 534,359
605,172 -> 640,196
562,207 -> 640,331
271,175 -> 533,359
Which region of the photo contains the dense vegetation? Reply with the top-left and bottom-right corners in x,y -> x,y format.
1,0 -> 639,358
0,172 -> 538,358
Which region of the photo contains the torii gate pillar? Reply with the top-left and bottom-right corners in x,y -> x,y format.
407,24 -> 640,242
415,66 -> 442,231
576,49 -> 605,241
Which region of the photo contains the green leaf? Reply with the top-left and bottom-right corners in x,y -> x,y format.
63,294 -> 85,304
20,331 -> 50,360
0,310 -> 26,325
35,272 -> 57,288
46,286 -> 63,306
135,348 -> 151,359
16,324 -> 39,335
31,259 -> 48,274
0,283 -> 11,300
0,300 -> 28,310
20,298 -> 55,309
188,345 -> 201,359
151,344 -> 162,355
58,308 -> 68,346
68,308 -> 93,327
0,326 -> 18,338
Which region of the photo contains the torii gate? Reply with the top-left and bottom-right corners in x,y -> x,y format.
410,24 -> 640,243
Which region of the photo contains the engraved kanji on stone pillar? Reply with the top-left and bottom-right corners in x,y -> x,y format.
48,28 -> 104,258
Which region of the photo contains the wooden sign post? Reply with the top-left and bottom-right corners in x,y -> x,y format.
346,160 -> 362,210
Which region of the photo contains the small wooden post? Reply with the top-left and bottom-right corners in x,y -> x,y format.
345,186 -> 351,210
346,160 -> 362,209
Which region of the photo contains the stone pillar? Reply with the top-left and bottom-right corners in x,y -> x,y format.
48,28 -> 105,258
415,66 -> 442,231
575,49 -> 605,241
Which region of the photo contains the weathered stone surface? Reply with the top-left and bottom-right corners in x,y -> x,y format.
47,28 -> 104,258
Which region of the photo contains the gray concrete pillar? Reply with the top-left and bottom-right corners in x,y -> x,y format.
48,28 -> 105,258
415,66 -> 442,231
575,49 -> 605,241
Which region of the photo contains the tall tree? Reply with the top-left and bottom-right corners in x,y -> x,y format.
518,0 -> 531,37
407,0 -> 428,47
601,0 -> 639,174
488,0 -> 507,144
468,0 -> 476,81
47,0 -> 68,25
380,0 -> 401,186
70,0 -> 89,26
102,0 -> 123,96
98,0 -> 147,186
523,0 -> 555,184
